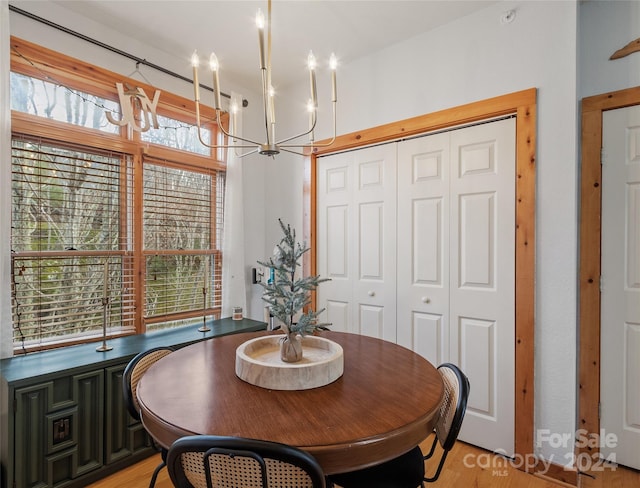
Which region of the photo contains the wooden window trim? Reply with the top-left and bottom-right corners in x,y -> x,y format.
305,88 -> 539,474
10,36 -> 221,129
9,36 -> 226,352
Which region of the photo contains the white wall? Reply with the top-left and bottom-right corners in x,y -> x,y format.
579,0 -> 640,98
273,0 -> 580,465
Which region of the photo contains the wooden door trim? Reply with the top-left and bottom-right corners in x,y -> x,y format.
578,86 -> 640,467
305,88 -> 537,463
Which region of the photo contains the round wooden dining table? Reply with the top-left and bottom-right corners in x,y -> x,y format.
137,330 -> 444,475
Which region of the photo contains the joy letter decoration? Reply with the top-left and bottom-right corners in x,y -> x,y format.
107,82 -> 161,132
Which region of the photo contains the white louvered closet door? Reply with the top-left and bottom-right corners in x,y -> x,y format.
316,144 -> 397,342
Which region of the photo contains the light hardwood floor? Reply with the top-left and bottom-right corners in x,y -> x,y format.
88,437 -> 639,488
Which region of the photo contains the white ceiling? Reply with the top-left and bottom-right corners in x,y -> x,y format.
47,0 -> 496,92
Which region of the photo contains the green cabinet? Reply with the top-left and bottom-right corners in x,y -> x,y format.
14,371 -> 104,488
14,382 -> 49,488
104,365 -> 150,465
1,317 -> 266,488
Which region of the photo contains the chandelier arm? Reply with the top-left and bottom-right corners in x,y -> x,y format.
211,109 -> 264,147
195,124 -> 218,149
276,109 -> 318,146
195,99 -> 259,148
298,101 -> 337,148
195,123 -> 260,150
234,147 -> 260,158
280,147 -> 306,156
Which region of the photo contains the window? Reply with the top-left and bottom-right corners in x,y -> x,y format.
11,136 -> 134,349
140,113 -> 211,155
143,162 -> 224,331
10,72 -> 120,134
10,37 -> 226,353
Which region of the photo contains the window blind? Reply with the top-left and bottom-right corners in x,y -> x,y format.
142,161 -> 224,329
11,135 -> 134,349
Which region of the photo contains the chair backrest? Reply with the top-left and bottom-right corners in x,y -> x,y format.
434,363 -> 470,452
167,435 -> 327,488
122,346 -> 174,421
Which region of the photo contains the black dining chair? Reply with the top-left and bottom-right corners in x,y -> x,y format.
166,435 -> 327,488
328,363 -> 470,488
122,346 -> 175,488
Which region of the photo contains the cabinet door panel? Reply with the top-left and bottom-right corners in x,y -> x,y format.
15,383 -> 51,487
105,364 -> 152,464
105,365 -> 130,463
74,370 -> 104,476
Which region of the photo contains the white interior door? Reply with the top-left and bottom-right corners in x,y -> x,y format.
449,119 -> 515,455
396,133 -> 451,365
396,119 -> 515,454
601,106 -> 640,469
316,144 -> 397,341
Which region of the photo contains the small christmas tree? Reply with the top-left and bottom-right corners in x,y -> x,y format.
258,220 -> 330,361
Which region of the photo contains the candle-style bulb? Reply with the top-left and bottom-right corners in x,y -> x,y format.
330,52 -> 337,103
257,9 -> 266,70
191,50 -> 201,102
209,53 -> 219,72
256,8 -> 265,29
308,51 -> 317,108
210,52 -> 221,110
307,51 -> 317,71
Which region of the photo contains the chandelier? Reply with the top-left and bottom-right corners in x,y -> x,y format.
190,0 -> 337,157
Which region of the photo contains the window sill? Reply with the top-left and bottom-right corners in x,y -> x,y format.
1,317 -> 266,385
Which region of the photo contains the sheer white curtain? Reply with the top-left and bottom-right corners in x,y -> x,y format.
221,92 -> 247,318
1,1 -> 12,357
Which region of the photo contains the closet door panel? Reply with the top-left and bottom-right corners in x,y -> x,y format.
397,134 -> 450,353
326,206 -> 348,278
359,202 -> 383,279
317,144 -> 397,340
325,300 -> 349,333
412,312 -> 445,367
459,316 -> 496,416
449,118 -> 516,455
317,159 -> 353,333
459,192 -> 496,289
352,145 -> 397,342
